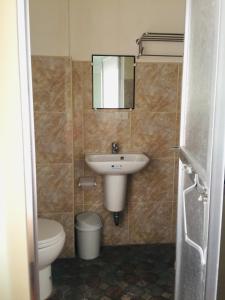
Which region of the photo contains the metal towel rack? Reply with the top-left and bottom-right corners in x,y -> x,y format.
136,32 -> 184,58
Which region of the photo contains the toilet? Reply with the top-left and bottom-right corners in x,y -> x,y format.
38,218 -> 65,300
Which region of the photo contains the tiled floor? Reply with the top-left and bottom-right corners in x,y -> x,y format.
49,244 -> 175,300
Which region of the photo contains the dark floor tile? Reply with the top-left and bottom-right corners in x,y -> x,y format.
48,244 -> 175,300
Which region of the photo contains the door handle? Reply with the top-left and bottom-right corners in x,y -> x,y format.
182,173 -> 208,266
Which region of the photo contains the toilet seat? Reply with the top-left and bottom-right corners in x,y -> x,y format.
38,218 -> 65,249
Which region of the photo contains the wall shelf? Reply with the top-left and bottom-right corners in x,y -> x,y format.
136,32 -> 184,58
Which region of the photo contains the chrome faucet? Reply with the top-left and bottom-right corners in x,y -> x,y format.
112,142 -> 119,154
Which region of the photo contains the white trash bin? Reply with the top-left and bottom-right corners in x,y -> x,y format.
76,212 -> 102,260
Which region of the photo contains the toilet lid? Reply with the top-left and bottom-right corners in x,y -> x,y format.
38,218 -> 64,248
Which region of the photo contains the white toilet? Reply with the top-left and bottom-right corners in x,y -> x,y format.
38,218 -> 65,300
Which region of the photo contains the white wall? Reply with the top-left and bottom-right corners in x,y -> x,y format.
30,0 -> 186,61
70,0 -> 186,61
29,0 -> 70,56
0,1 -> 32,299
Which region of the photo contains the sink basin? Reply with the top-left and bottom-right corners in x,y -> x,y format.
85,153 -> 150,175
85,153 -> 150,214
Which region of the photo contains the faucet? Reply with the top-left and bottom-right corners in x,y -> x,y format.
112,142 -> 119,154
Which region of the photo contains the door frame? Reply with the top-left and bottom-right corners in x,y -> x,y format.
204,0 -> 225,298
17,0 -> 39,298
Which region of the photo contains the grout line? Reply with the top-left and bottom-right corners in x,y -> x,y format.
80,65 -> 85,212
176,63 -> 182,121
36,162 -> 73,166
79,161 -> 84,206
31,54 -> 69,59
83,109 -> 179,114
130,110 -> 132,150
173,63 -> 180,198
128,111 -> 132,243
34,111 -> 69,114
69,56 -> 75,256
39,212 -> 74,216
176,63 -> 180,114
172,152 -> 176,196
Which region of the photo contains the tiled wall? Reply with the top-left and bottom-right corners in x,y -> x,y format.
32,56 -> 75,257
32,56 -> 182,257
73,61 -> 181,246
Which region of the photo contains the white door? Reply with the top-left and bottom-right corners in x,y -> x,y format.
175,0 -> 225,299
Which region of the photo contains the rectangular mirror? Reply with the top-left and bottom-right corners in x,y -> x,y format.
92,55 -> 135,109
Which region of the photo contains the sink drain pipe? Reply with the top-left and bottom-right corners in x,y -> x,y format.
113,212 -> 120,226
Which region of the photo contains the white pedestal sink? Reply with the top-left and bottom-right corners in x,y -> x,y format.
85,154 -> 150,214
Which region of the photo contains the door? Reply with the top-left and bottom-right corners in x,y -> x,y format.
175,0 -> 225,299
0,0 -> 39,299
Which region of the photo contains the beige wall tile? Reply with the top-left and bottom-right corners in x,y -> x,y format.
177,63 -> 183,113
84,111 -> 131,153
83,62 -> 92,110
127,158 -> 174,203
72,61 -> 92,111
131,111 -> 176,158
37,164 -> 73,214
72,61 -> 83,103
33,56 -> 74,258
129,201 -> 172,244
74,204 -> 84,215
83,203 -> 129,246
171,230 -> 176,243
175,113 -> 181,146
172,153 -> 179,243
39,213 -> 74,258
35,112 -> 73,163
173,153 -> 179,201
175,64 -> 182,146
149,159 -> 174,200
74,160 -> 84,205
32,56 -> 71,112
172,201 -> 177,227
171,201 -> 178,243
73,62 -> 84,159
84,164 -> 104,205
135,63 -> 178,113
73,110 -> 84,160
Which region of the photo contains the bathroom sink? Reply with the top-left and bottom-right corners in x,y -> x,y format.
85,153 -> 150,175
85,153 -> 150,216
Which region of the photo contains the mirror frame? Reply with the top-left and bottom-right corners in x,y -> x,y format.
91,54 -> 136,109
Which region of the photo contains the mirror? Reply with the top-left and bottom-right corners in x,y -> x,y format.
92,55 -> 135,109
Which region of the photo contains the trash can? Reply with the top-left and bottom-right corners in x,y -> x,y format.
76,212 -> 102,260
